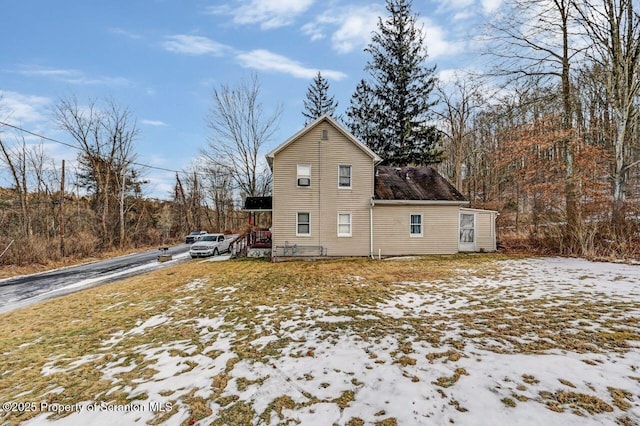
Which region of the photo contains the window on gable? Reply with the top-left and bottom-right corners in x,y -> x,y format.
297,164 -> 311,187
297,212 -> 310,236
410,214 -> 422,237
338,165 -> 352,188
338,212 -> 352,237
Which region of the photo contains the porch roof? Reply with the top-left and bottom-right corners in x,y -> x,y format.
243,196 -> 272,211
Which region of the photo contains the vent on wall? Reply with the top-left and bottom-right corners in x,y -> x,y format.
321,129 -> 328,140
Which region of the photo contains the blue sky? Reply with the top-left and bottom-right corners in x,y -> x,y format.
0,0 -> 502,198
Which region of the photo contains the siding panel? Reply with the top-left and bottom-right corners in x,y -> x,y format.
373,205 -> 460,255
272,121 -> 374,256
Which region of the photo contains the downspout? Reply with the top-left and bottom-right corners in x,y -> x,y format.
370,196 -> 374,259
370,157 -> 375,259
318,129 -> 322,251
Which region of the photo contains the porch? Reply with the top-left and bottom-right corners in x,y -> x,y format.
231,196 -> 273,258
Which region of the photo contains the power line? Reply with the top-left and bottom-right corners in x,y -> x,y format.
0,121 -> 198,176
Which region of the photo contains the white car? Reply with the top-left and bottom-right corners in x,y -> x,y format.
189,234 -> 231,258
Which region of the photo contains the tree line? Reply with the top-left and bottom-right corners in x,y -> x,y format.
304,0 -> 640,258
1,0 -> 639,266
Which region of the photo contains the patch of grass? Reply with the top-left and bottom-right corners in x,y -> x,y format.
212,401 -> 255,426
375,418 -> 398,426
558,379 -> 576,388
333,390 -> 355,410
539,390 -> 613,415
502,397 -> 517,407
433,368 -> 469,388
608,387 -> 633,411
235,376 -> 268,392
395,355 -> 416,366
426,350 -> 461,363
182,389 -> 212,424
617,415 -> 636,425
448,399 -> 468,412
259,395 -> 296,424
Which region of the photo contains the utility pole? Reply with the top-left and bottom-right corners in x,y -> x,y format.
60,159 -> 65,257
120,165 -> 126,248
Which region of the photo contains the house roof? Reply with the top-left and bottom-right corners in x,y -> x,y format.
265,115 -> 382,168
243,196 -> 272,211
374,166 -> 468,204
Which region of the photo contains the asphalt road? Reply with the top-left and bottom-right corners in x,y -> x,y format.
0,244 -> 192,314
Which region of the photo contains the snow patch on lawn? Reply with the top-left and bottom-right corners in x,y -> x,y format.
23,257 -> 640,426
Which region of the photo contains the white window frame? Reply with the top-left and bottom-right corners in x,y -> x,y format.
410,213 -> 423,237
297,163 -> 311,187
338,165 -> 352,189
337,212 -> 352,237
296,212 -> 311,236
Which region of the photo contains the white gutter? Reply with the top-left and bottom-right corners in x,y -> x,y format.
372,199 -> 469,206
460,207 -> 499,213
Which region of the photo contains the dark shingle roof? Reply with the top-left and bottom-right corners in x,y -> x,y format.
374,166 -> 467,202
243,196 -> 272,211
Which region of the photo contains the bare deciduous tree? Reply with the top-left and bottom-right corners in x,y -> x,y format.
54,96 -> 139,247
204,74 -> 280,199
575,0 -> 640,224
0,135 -> 32,237
436,77 -> 485,190
488,0 -> 584,234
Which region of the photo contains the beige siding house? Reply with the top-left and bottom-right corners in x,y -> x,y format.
265,115 -> 497,259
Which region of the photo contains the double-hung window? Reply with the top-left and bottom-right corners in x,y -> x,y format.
338,165 -> 352,188
410,214 -> 422,237
297,212 -> 310,236
297,164 -> 311,187
338,212 -> 352,237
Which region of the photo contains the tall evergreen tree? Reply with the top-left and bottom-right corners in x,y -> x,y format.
347,0 -> 442,165
302,71 -> 339,125
346,79 -> 381,150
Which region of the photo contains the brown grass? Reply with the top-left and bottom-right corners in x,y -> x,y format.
0,253 -> 637,425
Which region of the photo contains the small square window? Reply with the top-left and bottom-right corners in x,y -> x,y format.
338,213 -> 352,237
297,163 -> 311,187
297,212 -> 310,236
410,214 -> 422,236
338,165 -> 352,188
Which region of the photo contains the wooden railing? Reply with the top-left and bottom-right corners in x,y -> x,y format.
229,228 -> 272,257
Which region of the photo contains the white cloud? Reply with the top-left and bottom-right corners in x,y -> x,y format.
0,90 -> 51,125
141,120 -> 168,127
481,0 -> 503,14
236,49 -> 347,80
302,5 -> 381,54
209,0 -> 315,30
453,10 -> 474,20
420,18 -> 465,59
300,22 -> 325,42
162,35 -> 230,56
18,66 -> 130,86
437,0 -> 475,12
109,27 -> 142,40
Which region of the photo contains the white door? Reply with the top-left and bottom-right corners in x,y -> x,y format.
459,213 -> 476,252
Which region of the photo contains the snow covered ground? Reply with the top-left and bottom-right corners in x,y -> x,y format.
16,257 -> 640,425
